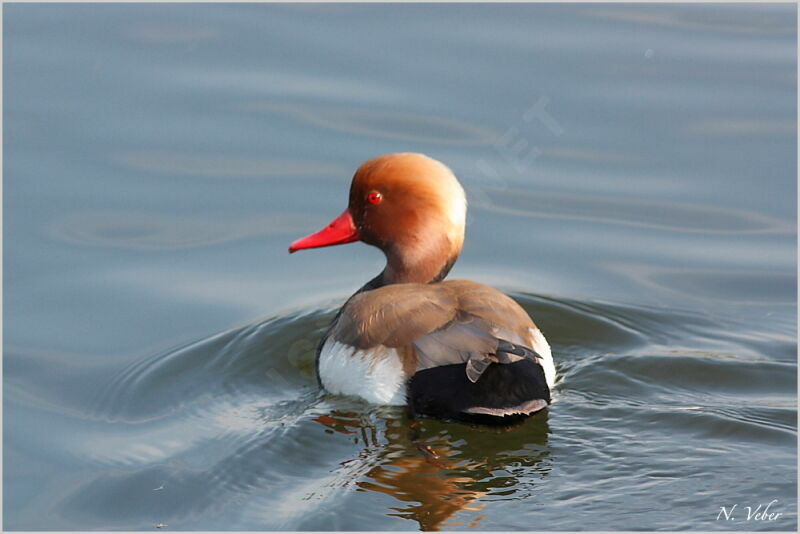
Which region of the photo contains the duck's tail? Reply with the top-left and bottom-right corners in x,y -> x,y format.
407,353 -> 551,425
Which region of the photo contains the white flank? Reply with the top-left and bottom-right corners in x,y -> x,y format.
318,339 -> 407,405
529,328 -> 557,388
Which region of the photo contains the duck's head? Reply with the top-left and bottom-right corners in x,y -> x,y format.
289,153 -> 467,284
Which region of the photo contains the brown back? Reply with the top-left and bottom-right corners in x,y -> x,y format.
330,280 -> 538,378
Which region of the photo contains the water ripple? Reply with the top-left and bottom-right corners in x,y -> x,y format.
475,187 -> 793,234
46,211 -> 324,249
39,293 -> 794,529
126,23 -> 220,44
579,5 -> 795,35
93,308 -> 329,423
114,150 -> 344,178
608,262 -> 797,304
247,101 -> 499,145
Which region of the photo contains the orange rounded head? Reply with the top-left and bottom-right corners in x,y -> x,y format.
289,153 -> 467,284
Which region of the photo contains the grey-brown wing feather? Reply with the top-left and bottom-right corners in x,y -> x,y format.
330,280 -> 540,383
412,315 -> 538,382
331,283 -> 457,348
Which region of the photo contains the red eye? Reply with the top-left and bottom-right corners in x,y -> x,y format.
367,191 -> 383,205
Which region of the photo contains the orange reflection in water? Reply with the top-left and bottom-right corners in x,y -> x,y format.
313,409 -> 550,531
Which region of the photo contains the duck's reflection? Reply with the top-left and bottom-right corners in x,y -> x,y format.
313,409 -> 551,531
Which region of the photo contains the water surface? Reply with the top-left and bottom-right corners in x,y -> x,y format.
4,3 -> 797,531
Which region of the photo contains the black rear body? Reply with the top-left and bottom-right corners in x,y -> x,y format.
407,359 -> 551,425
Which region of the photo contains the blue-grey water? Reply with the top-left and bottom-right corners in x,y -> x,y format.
4,3 -> 797,531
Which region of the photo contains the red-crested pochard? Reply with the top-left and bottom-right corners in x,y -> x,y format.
289,153 -> 556,424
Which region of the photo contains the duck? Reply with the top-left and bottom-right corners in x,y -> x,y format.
289,153 -> 556,424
